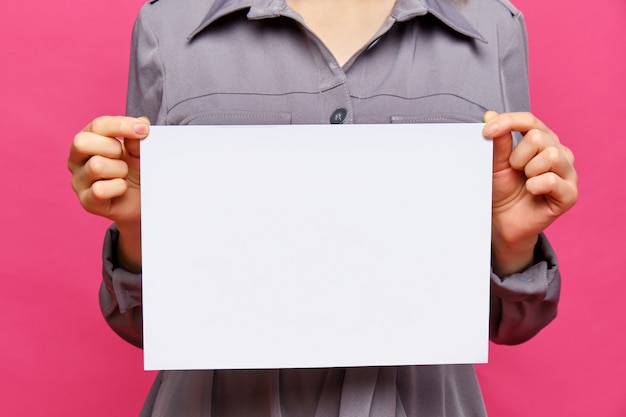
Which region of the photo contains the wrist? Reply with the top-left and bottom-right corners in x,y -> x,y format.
115,221 -> 142,273
491,234 -> 538,277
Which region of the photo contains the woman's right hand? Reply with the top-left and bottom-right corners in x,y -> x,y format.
68,115 -> 150,272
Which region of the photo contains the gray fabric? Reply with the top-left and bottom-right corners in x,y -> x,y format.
99,0 -> 562,416
126,0 -> 530,125
136,366 -> 485,417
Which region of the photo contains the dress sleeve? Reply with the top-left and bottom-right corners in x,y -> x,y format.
489,234 -> 560,344
100,224 -> 144,348
126,5 -> 166,123
488,11 -> 561,345
99,5 -> 165,349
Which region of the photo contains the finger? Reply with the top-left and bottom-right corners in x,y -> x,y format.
483,111 -> 513,171
526,172 -> 578,212
71,156 -> 129,194
70,116 -> 149,173
509,127 -> 562,171
125,116 -> 150,158
124,134 -> 141,160
483,112 -> 551,138
77,178 -> 128,216
562,144 -> 576,166
69,131 -> 123,169
91,178 -> 129,201
483,110 -> 499,124
84,115 -> 150,139
84,115 -> 149,160
522,145 -> 577,182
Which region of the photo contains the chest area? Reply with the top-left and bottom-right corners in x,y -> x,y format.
159,15 -> 502,125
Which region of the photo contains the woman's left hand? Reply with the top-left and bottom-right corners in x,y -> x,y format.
482,111 -> 578,276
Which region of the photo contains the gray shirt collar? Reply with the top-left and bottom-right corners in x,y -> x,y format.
188,0 -> 486,43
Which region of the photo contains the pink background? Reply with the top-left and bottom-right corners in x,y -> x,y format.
1,0 -> 624,415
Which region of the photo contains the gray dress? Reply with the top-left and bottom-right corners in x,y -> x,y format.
100,0 -> 562,416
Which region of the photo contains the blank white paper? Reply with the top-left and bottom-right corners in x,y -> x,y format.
140,123 -> 493,370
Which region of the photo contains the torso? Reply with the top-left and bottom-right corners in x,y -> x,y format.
126,2 -> 531,417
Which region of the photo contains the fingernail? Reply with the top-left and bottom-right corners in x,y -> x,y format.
134,123 -> 148,135
484,123 -> 498,136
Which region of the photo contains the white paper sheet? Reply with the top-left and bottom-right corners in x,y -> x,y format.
140,123 -> 492,370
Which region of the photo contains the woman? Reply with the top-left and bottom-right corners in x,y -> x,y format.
68,0 -> 578,416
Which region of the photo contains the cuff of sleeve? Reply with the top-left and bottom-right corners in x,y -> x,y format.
102,224 -> 142,314
490,233 -> 559,302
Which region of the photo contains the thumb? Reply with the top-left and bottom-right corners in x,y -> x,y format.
483,111 -> 512,172
124,116 -> 150,158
